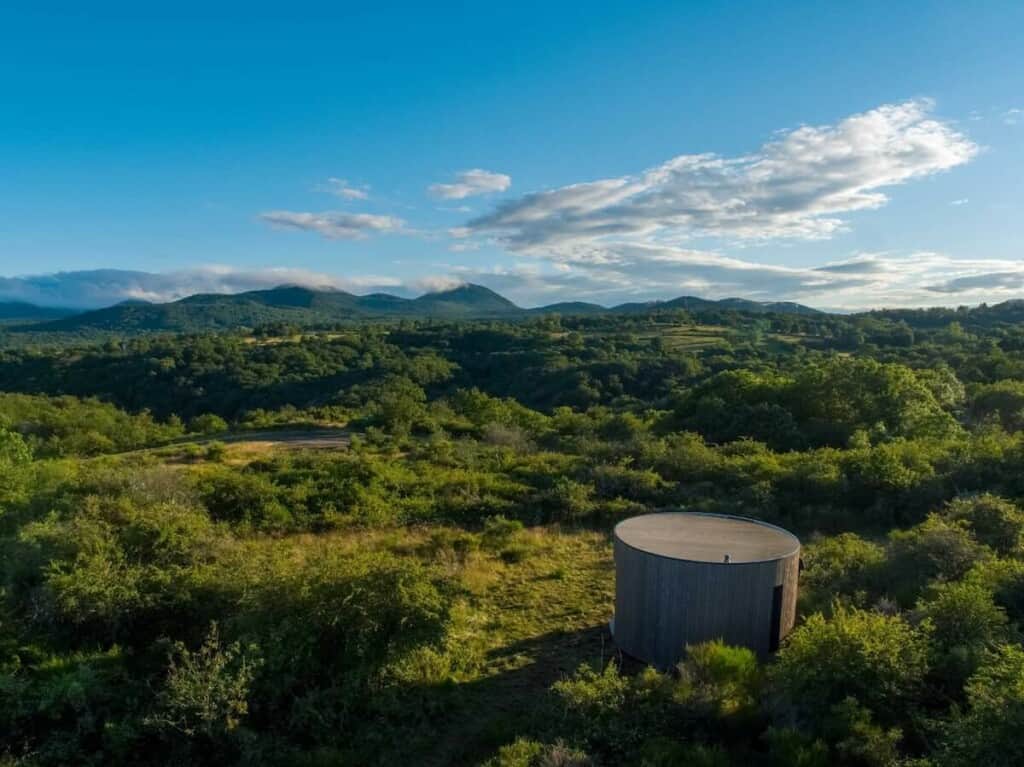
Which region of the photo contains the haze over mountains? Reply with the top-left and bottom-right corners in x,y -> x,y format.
0,283 -> 824,333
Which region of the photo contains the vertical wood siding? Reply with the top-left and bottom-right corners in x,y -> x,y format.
613,536 -> 800,668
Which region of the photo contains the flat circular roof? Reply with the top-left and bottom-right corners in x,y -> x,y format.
614,512 -> 799,564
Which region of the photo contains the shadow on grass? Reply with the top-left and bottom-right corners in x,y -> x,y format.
417,622 -> 622,767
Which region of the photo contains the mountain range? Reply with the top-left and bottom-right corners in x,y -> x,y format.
0,284 -> 825,333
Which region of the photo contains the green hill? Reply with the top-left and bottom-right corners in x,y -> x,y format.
0,301 -> 79,325
18,284 -> 823,334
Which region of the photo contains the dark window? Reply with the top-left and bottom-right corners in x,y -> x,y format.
769,585 -> 784,652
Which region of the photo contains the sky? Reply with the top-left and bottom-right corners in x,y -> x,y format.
0,1 -> 1022,310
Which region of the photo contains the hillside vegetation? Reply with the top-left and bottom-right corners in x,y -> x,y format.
2,307 -> 1024,765
2,284 -> 823,335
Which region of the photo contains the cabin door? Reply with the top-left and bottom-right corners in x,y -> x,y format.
769,584 -> 784,652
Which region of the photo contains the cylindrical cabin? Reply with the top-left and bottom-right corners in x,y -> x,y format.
612,512 -> 800,668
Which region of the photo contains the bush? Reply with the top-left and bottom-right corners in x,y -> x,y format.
800,533 -> 886,610
189,414 -> 229,435
915,580 -> 1008,691
542,478 -> 595,521
481,515 -> 524,550
550,664 -> 680,761
939,643 -> 1024,767
941,493 -> 1024,556
484,738 -> 591,767
885,515 -> 990,604
198,469 -> 292,529
15,492 -> 217,642
771,606 -> 930,728
678,640 -> 762,720
147,623 -> 262,742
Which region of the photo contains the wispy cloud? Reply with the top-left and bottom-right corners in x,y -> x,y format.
4,250 -> 1022,312
260,210 -> 406,239
0,267 -> 405,309
434,250 -> 1024,310
1004,108 -> 1022,126
315,177 -> 370,200
465,100 -> 976,249
429,169 -> 511,199
949,198 -> 969,206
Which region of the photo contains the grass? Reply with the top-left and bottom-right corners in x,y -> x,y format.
227,523 -> 616,765
82,440 -> 619,764
420,526 -> 616,765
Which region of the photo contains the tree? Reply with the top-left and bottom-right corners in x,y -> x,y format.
800,533 -> 886,610
0,425 -> 32,466
885,515 -> 990,605
915,581 -> 1008,692
189,413 -> 229,435
771,606 -> 930,728
941,494 -> 1024,556
939,644 -> 1024,767
0,426 -> 32,508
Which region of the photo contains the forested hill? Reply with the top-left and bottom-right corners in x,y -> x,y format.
12,284 -> 822,333
0,301 -> 77,324
7,284 -> 1024,337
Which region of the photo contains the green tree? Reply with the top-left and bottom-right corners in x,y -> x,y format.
885,515 -> 990,605
915,580 -> 1008,692
189,413 -> 229,435
771,606 -> 930,728
941,494 -> 1024,556
939,644 -> 1024,767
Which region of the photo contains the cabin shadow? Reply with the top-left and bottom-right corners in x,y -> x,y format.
413,621 -> 624,767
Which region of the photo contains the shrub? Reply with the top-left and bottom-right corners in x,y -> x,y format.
483,738 -> 591,767
542,478 -> 595,521
939,643 -> 1024,766
885,515 -> 990,604
915,580 -> 1008,691
679,641 -> 762,720
941,493 -> 1024,556
771,606 -> 930,728
800,533 -> 886,610
189,414 -> 229,435
198,469 -> 292,529
551,664 -> 680,761
481,515 -> 524,550
148,623 -> 262,741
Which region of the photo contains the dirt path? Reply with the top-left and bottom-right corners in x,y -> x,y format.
114,427 -> 353,458
202,427 -> 352,449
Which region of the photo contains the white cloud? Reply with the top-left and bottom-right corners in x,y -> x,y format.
466,100 -> 977,249
409,275 -> 467,294
4,251 -> 1022,313
260,210 -> 405,239
316,177 -> 369,200
950,198 -> 969,206
411,249 -> 1023,311
0,267 -> 406,309
429,169 -> 511,200
1005,108 -> 1022,126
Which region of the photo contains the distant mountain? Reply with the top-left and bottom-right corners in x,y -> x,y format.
715,298 -> 823,316
408,284 -> 519,316
0,301 -> 80,324
614,295 -> 822,316
18,284 -> 822,333
529,301 -> 607,315
28,287 -> 363,332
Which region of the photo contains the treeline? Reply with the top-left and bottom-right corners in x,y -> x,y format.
1,310 -> 1023,426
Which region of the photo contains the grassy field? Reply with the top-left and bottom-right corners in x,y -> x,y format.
418,526 -> 615,764
98,438 -> 618,764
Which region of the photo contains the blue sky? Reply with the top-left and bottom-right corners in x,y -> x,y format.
0,1 -> 1022,309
